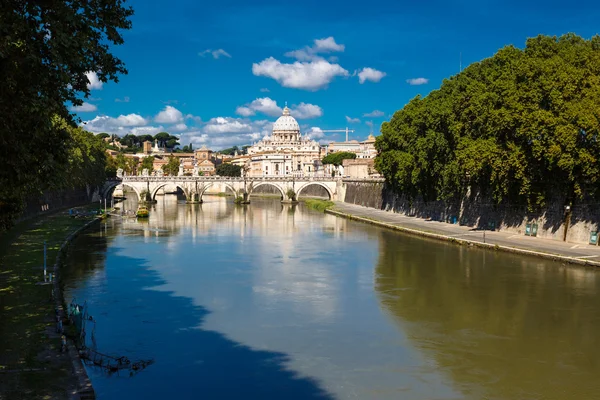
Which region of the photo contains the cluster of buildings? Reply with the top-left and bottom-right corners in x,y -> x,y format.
224,105 -> 379,178
107,105 -> 379,178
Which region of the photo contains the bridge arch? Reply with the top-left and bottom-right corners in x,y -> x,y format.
250,182 -> 285,199
150,183 -> 192,200
296,182 -> 333,200
102,181 -> 143,202
199,182 -> 237,198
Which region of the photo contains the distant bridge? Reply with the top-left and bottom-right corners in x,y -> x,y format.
101,176 -> 344,203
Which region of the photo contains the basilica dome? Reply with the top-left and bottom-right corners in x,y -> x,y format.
273,106 -> 300,133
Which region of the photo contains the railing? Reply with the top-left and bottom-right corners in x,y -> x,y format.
119,175 -> 341,182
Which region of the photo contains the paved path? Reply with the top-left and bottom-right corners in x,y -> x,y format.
330,202 -> 600,265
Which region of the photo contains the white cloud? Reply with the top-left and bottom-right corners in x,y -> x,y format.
185,114 -> 202,123
290,103 -> 322,119
70,102 -> 97,112
260,88 -> 270,92
80,113 -> 149,134
115,96 -> 130,103
203,117 -> 252,134
115,114 -> 148,126
235,106 -> 255,117
363,110 -> 384,117
86,71 -> 103,90
155,106 -> 183,124
345,116 -> 360,124
235,97 -> 322,119
171,123 -> 188,132
314,37 -> 345,52
130,126 -> 165,136
199,49 -> 231,59
357,67 -> 386,84
365,121 -> 374,129
252,57 -> 349,91
406,77 -> 429,85
305,127 -> 324,139
285,36 -> 345,62
237,97 -> 282,117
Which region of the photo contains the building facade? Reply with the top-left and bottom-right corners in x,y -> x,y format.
246,106 -> 324,177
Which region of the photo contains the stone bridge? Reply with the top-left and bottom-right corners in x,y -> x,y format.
101,176 -> 344,203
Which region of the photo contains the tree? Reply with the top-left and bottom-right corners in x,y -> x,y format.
375,34 -> 600,209
162,156 -> 180,176
0,1 -> 133,228
97,133 -> 110,140
140,156 -> 155,173
216,164 -> 242,177
218,146 -> 240,155
322,152 -> 357,166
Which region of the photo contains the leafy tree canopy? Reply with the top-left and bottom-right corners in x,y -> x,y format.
140,156 -> 155,173
0,0 -> 133,228
375,34 -> 600,209
322,152 -> 357,166
162,156 -> 180,176
216,163 -> 242,177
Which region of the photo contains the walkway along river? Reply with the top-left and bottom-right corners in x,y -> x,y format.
62,195 -> 600,399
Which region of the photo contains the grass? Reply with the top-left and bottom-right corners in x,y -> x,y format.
302,199 -> 335,212
0,205 -> 98,399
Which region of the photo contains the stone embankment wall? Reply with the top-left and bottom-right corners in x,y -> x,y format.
342,180 -> 600,244
16,186 -> 98,224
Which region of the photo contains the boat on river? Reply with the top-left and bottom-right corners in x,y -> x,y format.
136,206 -> 149,218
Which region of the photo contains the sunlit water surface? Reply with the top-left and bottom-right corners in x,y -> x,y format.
63,195 -> 600,399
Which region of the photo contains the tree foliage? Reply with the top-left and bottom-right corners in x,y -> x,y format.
376,34 -> 600,208
0,0 -> 133,228
216,163 -> 242,177
140,156 -> 155,173
322,152 -> 357,166
162,156 -> 180,176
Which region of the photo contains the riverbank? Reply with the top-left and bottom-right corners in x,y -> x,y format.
0,206 -> 100,399
328,202 -> 600,267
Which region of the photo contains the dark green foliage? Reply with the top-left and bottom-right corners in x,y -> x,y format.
0,0 -> 133,228
376,34 -> 600,208
216,163 -> 242,177
218,146 -> 240,155
322,152 -> 357,166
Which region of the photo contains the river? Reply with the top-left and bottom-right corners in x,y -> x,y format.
63,195 -> 600,399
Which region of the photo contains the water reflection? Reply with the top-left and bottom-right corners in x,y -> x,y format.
375,230 -> 600,399
62,196 -> 600,400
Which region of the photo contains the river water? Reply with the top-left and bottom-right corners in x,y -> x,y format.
63,195 -> 600,399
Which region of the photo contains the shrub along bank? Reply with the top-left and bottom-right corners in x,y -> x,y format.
303,199 -> 335,212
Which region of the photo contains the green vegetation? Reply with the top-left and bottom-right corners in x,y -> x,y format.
216,164 -> 242,177
322,152 -> 357,166
0,208 -> 97,398
376,34 -> 600,209
140,156 -> 155,173
162,156 -> 180,176
286,189 -> 297,202
0,1 -> 133,229
303,199 -> 335,212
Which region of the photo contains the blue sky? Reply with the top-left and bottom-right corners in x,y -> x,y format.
73,0 -> 600,150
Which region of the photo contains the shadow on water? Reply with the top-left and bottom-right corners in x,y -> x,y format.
374,229 -> 600,400
63,228 -> 334,400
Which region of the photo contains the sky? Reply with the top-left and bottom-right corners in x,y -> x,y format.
72,0 -> 600,150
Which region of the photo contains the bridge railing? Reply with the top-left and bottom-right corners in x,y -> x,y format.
120,175 -> 341,182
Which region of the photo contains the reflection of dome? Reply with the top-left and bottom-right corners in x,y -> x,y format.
272,106 -> 300,133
